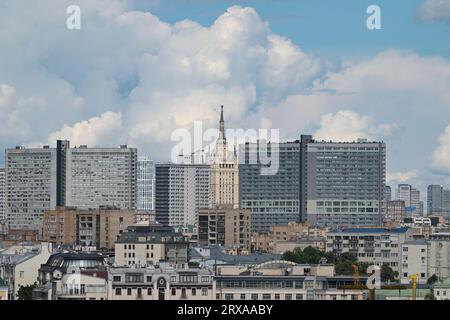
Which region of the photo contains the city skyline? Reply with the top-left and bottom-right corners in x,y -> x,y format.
0,0 -> 450,201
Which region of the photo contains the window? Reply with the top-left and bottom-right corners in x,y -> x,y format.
19,271 -> 24,278
296,294 -> 303,300
146,276 -> 152,282
192,288 -> 197,296
113,276 -> 121,282
240,293 -> 246,300
202,288 -> 208,296
285,294 -> 292,300
137,288 -> 142,298
125,273 -> 144,283
171,288 -> 176,296
225,294 -> 234,300
115,288 -> 122,296
127,288 -> 132,296
274,294 -> 280,300
251,294 -> 258,300
201,276 -> 209,283
181,288 -> 187,297
262,294 -> 271,300
147,288 -> 152,295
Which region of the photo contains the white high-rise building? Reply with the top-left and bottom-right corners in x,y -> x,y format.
396,184 -> 422,216
0,168 -> 5,221
137,156 -> 155,211
5,142 -> 137,230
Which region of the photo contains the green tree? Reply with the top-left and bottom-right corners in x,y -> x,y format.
380,264 -> 398,282
425,291 -> 436,300
16,283 -> 37,300
427,274 -> 438,285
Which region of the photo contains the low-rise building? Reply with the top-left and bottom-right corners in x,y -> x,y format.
109,265 -> 214,300
115,224 -> 189,267
271,238 -> 326,254
400,240 -> 428,284
326,227 -> 412,273
0,242 -> 52,299
33,252 -> 108,300
214,261 -> 367,300
428,232 -> 450,279
433,277 -> 450,300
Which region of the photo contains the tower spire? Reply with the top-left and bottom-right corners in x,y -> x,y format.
219,105 -> 225,143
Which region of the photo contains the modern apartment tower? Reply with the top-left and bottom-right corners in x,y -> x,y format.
5,142 -> 137,230
155,163 -> 210,227
239,140 -> 301,232
0,168 -> 5,221
5,146 -> 57,230
304,138 -> 386,227
396,184 -> 422,216
137,156 -> 155,211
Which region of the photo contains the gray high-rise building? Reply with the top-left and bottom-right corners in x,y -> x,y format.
5,146 -> 57,230
137,156 -> 155,211
239,140 -> 300,233
155,163 -> 210,227
427,185 -> 450,217
305,138 -> 386,227
5,141 -> 137,230
0,168 -> 6,221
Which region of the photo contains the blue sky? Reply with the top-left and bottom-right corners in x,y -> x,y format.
0,0 -> 450,203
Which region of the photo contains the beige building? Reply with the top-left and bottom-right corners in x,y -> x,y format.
114,225 -> 189,267
208,106 -> 239,209
42,206 -> 134,249
198,206 -> 251,249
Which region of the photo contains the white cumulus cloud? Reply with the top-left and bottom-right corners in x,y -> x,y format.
417,0 -> 450,24
431,124 -> 450,174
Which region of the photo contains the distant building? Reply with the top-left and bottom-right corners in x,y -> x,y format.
155,163 -> 210,226
5,142 -> 137,230
396,184 -> 422,216
305,138 -> 386,227
385,200 -> 406,224
137,156 -> 155,211
428,233 -> 450,279
41,206 -> 135,249
114,225 -> 190,267
197,206 -> 251,249
427,185 -> 450,218
0,168 -> 5,222
109,266 -> 214,300
33,252 -> 108,300
433,277 -> 450,300
326,227 -> 412,273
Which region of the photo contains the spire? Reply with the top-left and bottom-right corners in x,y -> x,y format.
219,105 -> 225,143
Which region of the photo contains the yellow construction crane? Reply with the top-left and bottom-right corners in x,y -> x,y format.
410,274 -> 418,301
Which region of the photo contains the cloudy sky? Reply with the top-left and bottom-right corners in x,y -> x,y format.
1,0 -> 450,201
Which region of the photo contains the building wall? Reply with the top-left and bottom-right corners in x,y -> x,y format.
5,147 -> 57,230
115,243 -> 165,266
0,168 -> 5,221
428,234 -> 450,279
306,140 -> 385,227
137,156 -> 155,211
400,242 -> 428,284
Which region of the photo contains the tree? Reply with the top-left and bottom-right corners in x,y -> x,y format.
425,291 -> 436,300
427,274 -> 438,285
380,264 -> 398,282
16,283 -> 37,300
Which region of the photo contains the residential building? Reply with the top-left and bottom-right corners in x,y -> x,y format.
5,142 -> 137,230
155,163 -> 210,226
239,140 -> 301,232
427,185 -> 450,218
0,168 -> 5,222
197,206 -> 251,249
0,242 -> 52,299
305,138 -> 386,227
385,200 -> 406,224
114,225 -> 190,267
400,240 -> 428,284
137,156 -> 155,211
428,233 -> 450,279
396,184 -> 421,216
209,106 -> 239,209
5,146 -> 57,230
326,227 -> 412,273
33,252 -> 108,300
214,261 -> 367,300
109,265 -> 214,300
41,206 -> 135,249
433,277 -> 450,300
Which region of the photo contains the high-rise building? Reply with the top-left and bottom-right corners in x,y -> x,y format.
396,184 -> 421,216
0,168 -> 5,221
385,200 -> 406,224
155,163 -> 210,226
5,146 -> 57,230
137,156 -> 155,211
65,144 -> 137,210
239,140 -> 300,233
427,185 -> 443,216
209,106 -> 239,209
5,142 -> 137,230
305,138 -> 386,227
384,185 -> 392,202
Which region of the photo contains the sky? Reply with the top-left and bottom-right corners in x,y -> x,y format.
1,0 -> 450,201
